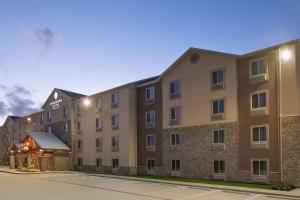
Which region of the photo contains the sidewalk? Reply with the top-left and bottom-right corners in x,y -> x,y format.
0,165 -> 75,175
88,173 -> 300,199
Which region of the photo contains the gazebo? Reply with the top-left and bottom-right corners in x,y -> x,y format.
10,132 -> 72,171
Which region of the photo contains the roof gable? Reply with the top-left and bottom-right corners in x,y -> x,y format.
25,132 -> 70,150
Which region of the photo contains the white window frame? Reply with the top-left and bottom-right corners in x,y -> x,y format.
250,57 -> 268,78
112,158 -> 119,169
112,136 -> 119,151
96,138 -> 102,152
96,158 -> 102,168
171,160 -> 181,172
213,160 -> 225,174
77,121 -> 81,131
250,90 -> 268,110
146,134 -> 156,152
96,118 -> 102,129
170,80 -> 181,96
64,123 -> 68,133
171,133 -> 180,146
170,106 -> 181,120
63,106 -> 68,116
145,87 -> 155,102
111,114 -> 119,129
252,159 -> 268,177
211,68 -> 225,87
47,111 -> 51,120
212,99 -> 225,114
111,92 -> 119,106
96,97 -> 102,109
213,129 -> 225,144
147,159 -> 156,171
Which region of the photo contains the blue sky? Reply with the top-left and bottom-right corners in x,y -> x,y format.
0,0 -> 300,124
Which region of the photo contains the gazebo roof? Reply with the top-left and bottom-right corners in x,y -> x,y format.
26,132 -> 70,151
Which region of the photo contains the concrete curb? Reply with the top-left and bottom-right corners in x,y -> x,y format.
0,169 -> 76,175
86,173 -> 300,199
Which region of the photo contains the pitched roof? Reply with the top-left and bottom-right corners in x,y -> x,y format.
9,116 -> 21,121
27,132 -> 70,150
55,88 -> 86,99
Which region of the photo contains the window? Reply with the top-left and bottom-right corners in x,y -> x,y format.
96,97 -> 102,109
170,80 -> 181,97
170,106 -> 181,124
112,159 -> 119,169
77,158 -> 83,167
77,122 -> 81,131
251,92 -> 267,109
48,126 -> 52,133
213,129 -> 225,144
212,68 -> 224,88
111,93 -> 119,106
253,160 -> 268,176
111,115 -> 119,129
147,159 -> 155,170
146,111 -> 155,127
212,99 -> 225,114
146,135 -> 155,151
171,133 -> 180,146
77,140 -> 82,150
64,123 -> 68,133
96,138 -> 102,152
96,159 -> 102,168
252,126 -> 267,142
145,87 -> 155,102
112,136 -> 119,151
47,111 -> 51,121
214,160 -> 225,174
41,114 -> 44,122
63,106 -> 68,117
77,104 -> 81,113
96,118 -> 102,129
171,160 -> 180,171
251,58 -> 267,77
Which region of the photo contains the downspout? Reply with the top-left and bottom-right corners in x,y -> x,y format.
278,48 -> 282,183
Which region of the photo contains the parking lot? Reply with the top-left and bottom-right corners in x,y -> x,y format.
0,172 -> 299,200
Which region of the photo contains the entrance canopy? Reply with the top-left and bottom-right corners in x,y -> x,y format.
12,132 -> 70,153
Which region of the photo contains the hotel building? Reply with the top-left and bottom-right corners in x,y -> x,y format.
1,39 -> 300,186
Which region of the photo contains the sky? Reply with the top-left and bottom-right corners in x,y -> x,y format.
0,0 -> 300,125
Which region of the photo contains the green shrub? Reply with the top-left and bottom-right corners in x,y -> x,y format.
271,183 -> 295,191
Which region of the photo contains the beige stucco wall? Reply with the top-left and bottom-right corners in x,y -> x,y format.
162,51 -> 238,129
280,44 -> 300,116
75,85 -> 137,169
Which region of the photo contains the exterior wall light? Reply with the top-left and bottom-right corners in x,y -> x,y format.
27,117 -> 32,122
83,99 -> 91,106
281,49 -> 291,60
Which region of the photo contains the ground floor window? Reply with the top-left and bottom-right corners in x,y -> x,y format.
96,158 -> 102,168
214,160 -> 225,174
213,129 -> 225,144
77,158 -> 83,167
252,160 -> 268,176
147,159 -> 155,170
112,159 -> 119,169
171,160 -> 180,171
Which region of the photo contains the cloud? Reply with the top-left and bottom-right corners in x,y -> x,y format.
30,26 -> 58,51
0,84 -> 40,121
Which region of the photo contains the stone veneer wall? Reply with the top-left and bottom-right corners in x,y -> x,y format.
282,116 -> 300,187
77,165 -> 137,175
54,152 -> 72,171
162,122 -> 239,181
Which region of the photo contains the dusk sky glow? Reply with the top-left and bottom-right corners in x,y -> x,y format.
1,0 -> 300,125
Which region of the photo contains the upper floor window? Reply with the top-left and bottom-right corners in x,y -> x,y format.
47,111 -> 51,121
96,97 -> 102,109
111,92 -> 119,107
252,125 -> 267,143
251,92 -> 267,109
77,104 -> 81,113
212,68 -> 224,89
146,135 -> 155,152
112,136 -> 119,152
48,126 -> 52,133
170,106 -> 181,125
146,111 -> 155,128
96,118 -> 102,130
170,80 -> 181,98
41,114 -> 44,122
212,99 -> 225,115
111,115 -> 119,129
213,129 -> 225,144
64,123 -> 68,133
77,140 -> 82,152
77,122 -> 81,131
145,87 -> 155,102
250,58 -> 267,77
63,106 -> 68,117
96,138 -> 102,152
171,133 -> 180,146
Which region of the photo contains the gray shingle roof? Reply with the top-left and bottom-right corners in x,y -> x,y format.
28,132 -> 70,150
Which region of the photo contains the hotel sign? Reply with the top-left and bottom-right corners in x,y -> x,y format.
50,91 -> 62,110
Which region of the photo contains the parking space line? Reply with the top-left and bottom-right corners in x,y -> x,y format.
244,194 -> 263,200
175,190 -> 220,200
143,186 -> 186,195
